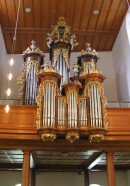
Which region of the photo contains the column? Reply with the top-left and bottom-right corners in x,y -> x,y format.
84,171 -> 89,186
31,168 -> 36,186
22,151 -> 31,186
106,152 -> 116,186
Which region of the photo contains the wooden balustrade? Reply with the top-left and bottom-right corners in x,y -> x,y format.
0,105 -> 130,151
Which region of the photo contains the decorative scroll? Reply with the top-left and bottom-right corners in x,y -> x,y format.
53,17 -> 70,43
22,40 -> 44,56
81,62 -> 95,75
42,80 -> 56,94
53,48 -> 61,67
17,63 -> 26,100
62,48 -> 69,68
53,48 -> 69,68
26,60 -> 39,78
36,84 -> 42,129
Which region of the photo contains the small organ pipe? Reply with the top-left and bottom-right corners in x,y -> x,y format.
43,89 -> 46,126
58,99 -> 59,125
81,102 -> 83,125
91,86 -> 94,127
96,87 -> 100,127
50,86 -> 52,126
72,93 -> 74,127
73,93 -> 75,127
94,85 -> 98,127
53,89 -> 55,126
45,85 -> 48,126
48,84 -> 51,125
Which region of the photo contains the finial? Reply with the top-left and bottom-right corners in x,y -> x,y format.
30,40 -> 36,51
22,40 -> 44,57
85,43 -> 92,51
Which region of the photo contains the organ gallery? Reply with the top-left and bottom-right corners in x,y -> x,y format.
18,17 -> 108,143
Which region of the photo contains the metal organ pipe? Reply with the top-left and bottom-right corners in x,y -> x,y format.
89,84 -> 103,128
79,99 -> 87,127
25,66 -> 38,105
93,85 -> 98,127
68,92 -> 78,128
43,83 -> 56,127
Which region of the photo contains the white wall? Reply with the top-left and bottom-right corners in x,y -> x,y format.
0,26 -> 7,98
36,172 -> 84,186
1,54 -> 24,99
0,171 -> 21,186
0,51 -> 118,101
0,26 -> 118,101
112,12 -> 130,101
0,170 -> 128,186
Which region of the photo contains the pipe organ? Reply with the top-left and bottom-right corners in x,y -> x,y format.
17,40 -> 44,105
18,17 -> 108,143
47,17 -> 78,92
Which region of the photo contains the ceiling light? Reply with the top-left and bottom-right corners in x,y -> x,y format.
93,9 -> 99,15
25,8 -> 31,13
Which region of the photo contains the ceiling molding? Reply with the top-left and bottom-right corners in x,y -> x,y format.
2,27 -> 117,36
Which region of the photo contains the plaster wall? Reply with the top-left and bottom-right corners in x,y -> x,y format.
112,13 -> 130,101
0,171 -> 128,186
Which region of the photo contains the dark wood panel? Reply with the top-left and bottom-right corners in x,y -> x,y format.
24,0 -> 33,27
92,35 -> 101,50
58,0 -> 67,18
14,0 -> 25,27
88,0 -> 104,30
33,0 -> 42,28
0,0 -> 9,26
96,0 -> 112,30
65,0 -> 76,26
50,0 -> 59,25
42,0 -> 51,28
72,0 -> 85,29
112,0 -> 128,31
0,0 -> 128,53
104,0 -> 121,30
6,0 -> 16,27
98,35 -> 109,51
104,35 -> 116,51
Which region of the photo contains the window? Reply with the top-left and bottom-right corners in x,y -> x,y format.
90,184 -> 101,186
15,184 -> 21,186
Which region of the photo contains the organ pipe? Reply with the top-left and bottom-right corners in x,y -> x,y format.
35,18 -> 108,142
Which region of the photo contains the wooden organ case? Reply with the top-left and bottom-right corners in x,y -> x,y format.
35,18 -> 108,143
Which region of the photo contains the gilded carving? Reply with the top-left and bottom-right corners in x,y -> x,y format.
53,48 -> 61,67
17,63 -> 26,100
66,132 -> 79,143
53,48 -> 69,69
22,40 -> 44,56
36,84 -> 42,129
67,90 -> 78,104
42,80 -> 57,95
26,60 -> 39,78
